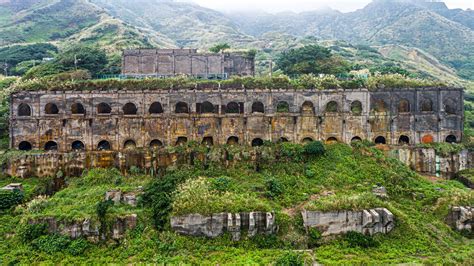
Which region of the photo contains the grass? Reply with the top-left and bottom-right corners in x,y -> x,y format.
0,143 -> 473,264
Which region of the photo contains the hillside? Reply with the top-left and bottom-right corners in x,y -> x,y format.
0,144 -> 472,264
0,0 -> 172,51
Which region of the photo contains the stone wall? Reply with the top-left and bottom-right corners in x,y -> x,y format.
170,212 -> 277,241
301,208 -> 395,236
10,87 -> 463,153
122,49 -> 255,77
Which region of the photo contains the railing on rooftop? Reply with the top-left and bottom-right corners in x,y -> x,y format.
97,73 -> 229,80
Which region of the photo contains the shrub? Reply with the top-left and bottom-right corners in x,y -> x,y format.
265,177 -> 284,199
0,189 -> 24,211
83,168 -> 122,185
308,227 -> 322,248
304,141 -> 325,156
18,223 -> 48,243
32,234 -> 71,254
67,238 -> 90,256
251,234 -> 284,249
275,252 -> 304,266
210,176 -> 232,193
344,231 -> 379,248
280,143 -> 304,161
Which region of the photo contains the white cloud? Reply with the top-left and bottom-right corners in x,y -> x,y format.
184,0 -> 473,13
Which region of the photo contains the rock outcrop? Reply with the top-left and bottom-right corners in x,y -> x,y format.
301,208 -> 395,236
446,206 -> 473,232
105,190 -> 140,207
1,183 -> 23,192
170,212 -> 277,241
29,214 -> 137,242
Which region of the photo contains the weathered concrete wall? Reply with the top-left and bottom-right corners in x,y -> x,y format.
170,212 -> 277,241
10,87 -> 464,153
29,214 -> 137,242
302,208 -> 395,236
3,148 -> 472,178
122,49 -> 255,77
446,206 -> 473,233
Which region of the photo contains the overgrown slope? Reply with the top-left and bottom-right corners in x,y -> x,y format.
0,143 -> 472,264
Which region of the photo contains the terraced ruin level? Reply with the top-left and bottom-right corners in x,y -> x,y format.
10,87 -> 463,152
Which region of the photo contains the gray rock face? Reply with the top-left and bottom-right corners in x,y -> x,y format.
446,206 -> 473,232
105,190 -> 139,207
170,212 -> 277,241
302,208 -> 395,236
372,186 -> 388,199
1,183 -> 23,192
30,214 -> 138,242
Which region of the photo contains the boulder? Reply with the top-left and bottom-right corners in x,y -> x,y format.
104,190 -> 139,207
301,208 -> 395,237
446,206 -> 473,232
2,183 -> 23,192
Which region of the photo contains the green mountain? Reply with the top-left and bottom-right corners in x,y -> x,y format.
0,0 -> 172,51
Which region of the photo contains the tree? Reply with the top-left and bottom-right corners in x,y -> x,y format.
209,43 -> 230,53
57,45 -> 108,75
276,45 -> 350,76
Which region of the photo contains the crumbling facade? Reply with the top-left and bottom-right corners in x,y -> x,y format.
9,87 -> 463,153
122,49 -> 255,78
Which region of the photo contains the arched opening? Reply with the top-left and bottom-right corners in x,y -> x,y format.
175,102 -> 189,114
373,99 -> 386,112
176,137 -> 188,146
227,136 -> 239,145
421,98 -> 433,112
45,103 -> 59,115
421,134 -> 434,144
444,98 -> 456,115
124,139 -> 137,150
202,137 -> 214,146
374,136 -> 386,145
351,136 -> 362,143
18,103 -> 31,117
97,103 -> 112,114
71,141 -> 85,151
278,137 -> 289,143
302,137 -> 313,143
325,101 -> 338,113
398,135 -> 410,145
71,103 -> 85,115
252,138 -> 264,147
44,141 -> 58,151
150,139 -> 163,149
446,135 -> 457,144
398,99 -> 410,113
18,141 -> 32,151
252,102 -> 265,113
98,140 -> 111,151
326,137 -> 338,144
276,101 -> 290,113
225,102 -> 240,114
149,102 -> 163,114
123,103 -> 138,115
351,101 -> 362,115
302,101 -> 314,114
199,101 -> 215,114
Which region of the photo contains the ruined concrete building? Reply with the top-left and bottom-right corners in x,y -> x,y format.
10,86 -> 463,153
121,49 -> 255,78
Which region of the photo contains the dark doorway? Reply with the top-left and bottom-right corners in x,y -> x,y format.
44,141 -> 58,151
252,138 -> 264,147
19,141 -> 32,151
72,141 -> 85,151
98,140 -> 111,151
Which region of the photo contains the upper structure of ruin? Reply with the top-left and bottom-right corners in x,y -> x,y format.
121,49 -> 255,78
10,86 -> 463,153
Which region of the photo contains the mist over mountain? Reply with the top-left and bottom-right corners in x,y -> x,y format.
0,0 -> 473,79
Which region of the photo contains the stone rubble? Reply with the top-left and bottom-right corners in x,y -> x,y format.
1,183 -> 23,192
104,190 -> 140,207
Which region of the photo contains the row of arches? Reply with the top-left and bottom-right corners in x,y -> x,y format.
18,97 -> 459,117
17,134 -> 458,151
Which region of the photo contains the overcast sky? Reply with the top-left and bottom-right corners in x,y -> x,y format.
184,0 -> 473,13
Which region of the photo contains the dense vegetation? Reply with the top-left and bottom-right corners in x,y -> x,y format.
0,142 -> 472,264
